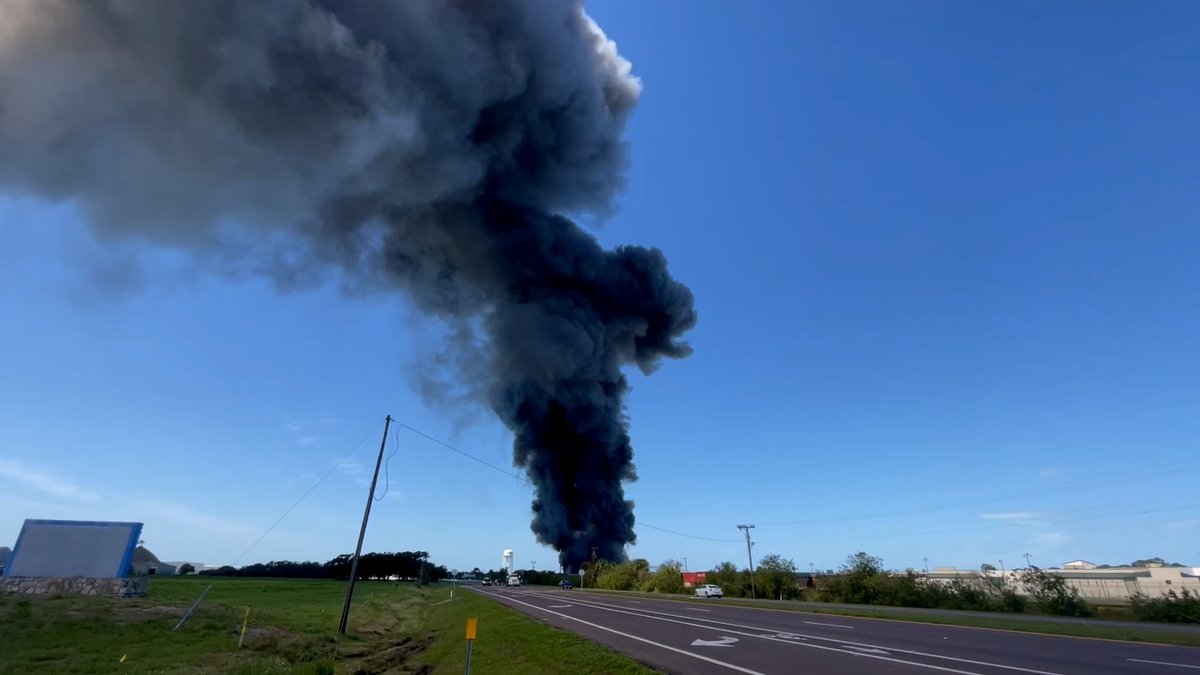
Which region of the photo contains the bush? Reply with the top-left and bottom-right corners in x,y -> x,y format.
1131,589 -> 1200,624
1018,567 -> 1092,617
642,560 -> 686,594
593,559 -> 650,591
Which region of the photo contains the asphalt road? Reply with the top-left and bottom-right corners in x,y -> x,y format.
473,586 -> 1200,674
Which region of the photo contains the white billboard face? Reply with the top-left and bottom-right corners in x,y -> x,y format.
6,519 -> 143,579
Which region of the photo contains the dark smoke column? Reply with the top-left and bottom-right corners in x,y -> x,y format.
479,203 -> 695,570
0,0 -> 696,570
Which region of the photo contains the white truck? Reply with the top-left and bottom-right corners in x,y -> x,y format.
507,573 -> 521,587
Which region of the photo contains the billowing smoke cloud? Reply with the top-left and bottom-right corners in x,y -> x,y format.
0,0 -> 695,568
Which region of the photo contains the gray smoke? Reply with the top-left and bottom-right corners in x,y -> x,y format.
0,0 -> 696,568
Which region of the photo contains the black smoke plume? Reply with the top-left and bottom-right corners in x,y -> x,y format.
0,0 -> 695,569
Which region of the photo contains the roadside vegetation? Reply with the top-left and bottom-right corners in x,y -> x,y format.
0,576 -> 655,674
1131,589 -> 1200,623
577,550 -> 1200,627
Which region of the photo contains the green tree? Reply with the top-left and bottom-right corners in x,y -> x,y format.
822,551 -> 887,604
1018,567 -> 1091,616
757,554 -> 799,600
844,552 -> 883,576
708,561 -> 749,597
597,559 -> 650,590
178,563 -> 195,575
643,560 -> 686,594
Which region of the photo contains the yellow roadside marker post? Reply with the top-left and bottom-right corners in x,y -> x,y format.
464,618 -> 478,674
238,607 -> 251,647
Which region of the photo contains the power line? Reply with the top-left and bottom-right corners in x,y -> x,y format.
235,419 -> 384,564
373,426 -> 400,502
394,422 -> 737,543
639,522 -> 741,543
398,423 -> 530,484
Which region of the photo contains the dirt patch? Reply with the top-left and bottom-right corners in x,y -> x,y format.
246,626 -> 290,639
351,635 -> 435,675
114,604 -> 187,621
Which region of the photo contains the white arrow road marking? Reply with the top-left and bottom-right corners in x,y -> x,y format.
692,637 -> 739,648
496,594 -> 765,674
846,646 -> 890,655
522,590 -> 1063,675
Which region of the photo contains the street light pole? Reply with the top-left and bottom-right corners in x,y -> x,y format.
736,524 -> 756,598
923,557 -> 929,574
1024,552 -> 1033,569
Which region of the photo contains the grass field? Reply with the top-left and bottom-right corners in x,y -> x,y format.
0,577 -> 658,674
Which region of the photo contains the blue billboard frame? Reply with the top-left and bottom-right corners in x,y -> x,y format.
5,519 -> 144,578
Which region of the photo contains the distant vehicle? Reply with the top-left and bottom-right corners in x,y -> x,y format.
507,574 -> 521,587
695,584 -> 723,598
559,579 -> 573,589
482,578 -> 492,586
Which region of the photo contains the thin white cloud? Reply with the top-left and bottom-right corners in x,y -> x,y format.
980,512 -> 1039,521
1161,519 -> 1199,532
0,459 -> 102,503
337,459 -> 365,476
335,459 -> 369,486
1032,531 -> 1068,544
117,496 -> 264,540
1038,468 -> 1059,480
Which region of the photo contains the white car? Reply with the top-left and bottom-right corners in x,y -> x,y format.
695,584 -> 723,598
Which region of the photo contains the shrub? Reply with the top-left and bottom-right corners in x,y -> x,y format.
1131,589 -> 1200,624
1018,567 -> 1092,617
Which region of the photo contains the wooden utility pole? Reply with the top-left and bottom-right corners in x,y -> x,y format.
338,415 -> 392,635
737,524 -> 756,598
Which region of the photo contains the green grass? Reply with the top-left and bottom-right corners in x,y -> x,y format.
568,587 -> 1200,648
0,577 -> 659,674
416,590 -> 658,674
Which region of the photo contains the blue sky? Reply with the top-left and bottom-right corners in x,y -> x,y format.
2,1 -> 1198,574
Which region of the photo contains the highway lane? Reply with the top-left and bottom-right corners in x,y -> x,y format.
473,586 -> 1200,674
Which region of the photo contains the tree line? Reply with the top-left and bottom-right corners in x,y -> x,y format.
577,550 -> 1197,623
196,551 -> 448,582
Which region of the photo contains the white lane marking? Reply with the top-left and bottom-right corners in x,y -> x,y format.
690,607 -> 712,612
1127,659 -> 1200,670
527,591 -> 1064,675
692,636 -> 739,647
847,646 -> 890,655
548,604 -> 572,608
520,591 -> 988,675
489,592 -> 766,674
804,620 -> 855,629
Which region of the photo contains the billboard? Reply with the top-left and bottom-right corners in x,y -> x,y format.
5,519 -> 143,579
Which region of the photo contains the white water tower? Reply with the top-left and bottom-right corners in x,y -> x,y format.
502,549 -> 514,574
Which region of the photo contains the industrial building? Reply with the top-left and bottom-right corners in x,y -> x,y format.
130,545 -> 177,576
924,562 -> 1200,601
